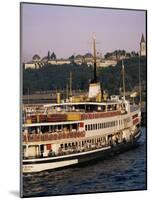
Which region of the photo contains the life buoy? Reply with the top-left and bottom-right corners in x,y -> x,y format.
34,134 -> 37,141
58,133 -> 61,139
51,134 -> 54,140
54,134 -> 57,140
71,132 -> 73,138
44,134 -> 47,141
48,134 -> 51,140
62,133 -> 65,139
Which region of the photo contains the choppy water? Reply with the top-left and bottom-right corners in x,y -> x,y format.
22,127 -> 147,197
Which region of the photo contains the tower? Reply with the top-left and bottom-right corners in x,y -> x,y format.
140,34 -> 146,56
48,51 -> 50,60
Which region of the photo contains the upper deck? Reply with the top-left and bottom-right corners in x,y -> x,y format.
23,100 -> 130,126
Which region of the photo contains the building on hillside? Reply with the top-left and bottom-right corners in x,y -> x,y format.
140,33 -> 146,56
99,59 -> 117,67
24,51 -> 117,69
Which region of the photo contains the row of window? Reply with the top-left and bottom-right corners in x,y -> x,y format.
85,117 -> 131,131
60,137 -> 106,148
85,121 -> 118,131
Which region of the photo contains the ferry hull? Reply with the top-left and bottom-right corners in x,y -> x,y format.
23,130 -> 141,173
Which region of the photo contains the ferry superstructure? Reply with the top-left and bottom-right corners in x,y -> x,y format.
22,37 -> 141,173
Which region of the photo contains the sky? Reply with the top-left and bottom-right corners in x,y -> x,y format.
21,3 -> 146,62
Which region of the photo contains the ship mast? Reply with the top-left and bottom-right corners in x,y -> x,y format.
66,83 -> 68,100
88,34 -> 101,99
92,34 -> 97,83
122,60 -> 126,100
138,56 -> 142,108
69,72 -> 72,97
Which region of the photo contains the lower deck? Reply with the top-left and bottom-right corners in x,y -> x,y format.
23,126 -> 140,160
23,128 -> 141,173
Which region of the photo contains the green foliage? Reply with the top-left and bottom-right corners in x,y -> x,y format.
23,57 -> 146,95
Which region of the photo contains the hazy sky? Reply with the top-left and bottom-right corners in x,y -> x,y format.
21,3 -> 146,62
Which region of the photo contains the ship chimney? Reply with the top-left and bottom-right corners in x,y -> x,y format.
88,34 -> 101,99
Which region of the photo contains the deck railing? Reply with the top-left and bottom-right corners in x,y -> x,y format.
23,131 -> 86,143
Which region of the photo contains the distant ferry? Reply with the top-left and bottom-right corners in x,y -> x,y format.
22,36 -> 141,173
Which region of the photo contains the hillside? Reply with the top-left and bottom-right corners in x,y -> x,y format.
23,57 -> 146,97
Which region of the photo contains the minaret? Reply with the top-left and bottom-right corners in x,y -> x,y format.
48,51 -> 50,60
140,34 -> 146,56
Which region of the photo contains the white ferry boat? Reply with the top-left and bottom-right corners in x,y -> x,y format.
22,37 -> 141,173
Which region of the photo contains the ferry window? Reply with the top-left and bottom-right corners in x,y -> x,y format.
58,125 -> 61,130
60,144 -> 63,148
91,124 -> 93,130
96,124 -> 97,130
49,126 -> 52,132
93,124 -> 95,130
85,125 -> 87,131
40,126 -> 49,133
